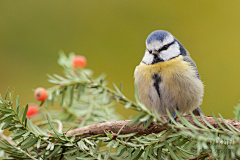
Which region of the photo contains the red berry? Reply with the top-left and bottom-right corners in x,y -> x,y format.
72,55 -> 87,68
26,105 -> 39,117
34,87 -> 48,101
49,130 -> 54,136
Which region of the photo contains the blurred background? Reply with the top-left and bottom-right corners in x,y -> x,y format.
0,1 -> 240,119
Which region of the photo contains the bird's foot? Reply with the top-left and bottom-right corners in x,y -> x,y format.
192,107 -> 204,116
168,111 -> 177,124
144,117 -> 150,126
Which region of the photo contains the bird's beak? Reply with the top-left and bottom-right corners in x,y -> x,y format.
152,50 -> 158,55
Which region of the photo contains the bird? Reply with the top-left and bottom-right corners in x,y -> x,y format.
134,30 -> 204,121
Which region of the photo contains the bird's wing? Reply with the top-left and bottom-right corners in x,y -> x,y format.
183,55 -> 201,80
183,55 -> 204,112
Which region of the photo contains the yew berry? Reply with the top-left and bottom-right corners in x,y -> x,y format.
34,87 -> 48,101
26,105 -> 39,117
72,55 -> 87,68
49,130 -> 53,136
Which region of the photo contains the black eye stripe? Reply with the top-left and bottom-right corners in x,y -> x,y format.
158,41 -> 175,52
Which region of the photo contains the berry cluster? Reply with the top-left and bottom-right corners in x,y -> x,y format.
27,55 -> 87,117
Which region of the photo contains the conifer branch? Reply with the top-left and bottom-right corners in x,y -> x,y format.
1,52 -> 240,159
66,116 -> 240,138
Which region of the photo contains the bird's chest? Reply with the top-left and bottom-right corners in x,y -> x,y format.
134,63 -> 189,99
134,57 -> 192,93
134,57 -> 200,112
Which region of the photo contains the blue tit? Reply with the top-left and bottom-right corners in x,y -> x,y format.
134,30 -> 204,119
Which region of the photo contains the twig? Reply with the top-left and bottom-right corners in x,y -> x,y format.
79,95 -> 94,127
66,116 -> 240,138
0,134 -> 15,145
35,119 -> 63,133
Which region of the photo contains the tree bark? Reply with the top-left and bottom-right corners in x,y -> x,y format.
66,115 -> 240,138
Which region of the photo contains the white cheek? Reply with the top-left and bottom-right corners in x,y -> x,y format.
142,51 -> 154,65
159,43 -> 180,61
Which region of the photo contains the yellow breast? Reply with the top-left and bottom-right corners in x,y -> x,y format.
134,55 -> 203,115
135,55 -> 191,79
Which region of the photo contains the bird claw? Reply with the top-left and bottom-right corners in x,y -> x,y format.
168,110 -> 177,124
196,107 -> 204,115
192,107 -> 204,116
144,118 -> 150,126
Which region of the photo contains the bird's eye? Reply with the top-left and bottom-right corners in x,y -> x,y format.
149,50 -> 152,54
161,44 -> 169,51
157,44 -> 169,53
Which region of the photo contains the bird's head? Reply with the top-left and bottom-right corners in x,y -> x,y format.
142,30 -> 187,65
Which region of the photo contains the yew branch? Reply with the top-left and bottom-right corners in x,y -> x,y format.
66,116 -> 240,138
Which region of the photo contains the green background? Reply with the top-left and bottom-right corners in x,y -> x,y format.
1,1 -> 240,119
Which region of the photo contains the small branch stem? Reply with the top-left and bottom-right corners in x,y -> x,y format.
79,95 -> 94,127
0,133 -> 15,145
66,116 -> 240,139
36,120 -> 63,133
12,145 -> 38,160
